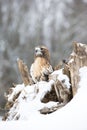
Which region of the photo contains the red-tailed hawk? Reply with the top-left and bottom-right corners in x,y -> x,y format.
30,45 -> 53,83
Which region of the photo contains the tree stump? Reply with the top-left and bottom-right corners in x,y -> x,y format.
63,42 -> 87,96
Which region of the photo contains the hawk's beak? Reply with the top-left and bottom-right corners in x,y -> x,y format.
35,47 -> 42,56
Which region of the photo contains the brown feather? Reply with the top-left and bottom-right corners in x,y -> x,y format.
30,46 -> 53,83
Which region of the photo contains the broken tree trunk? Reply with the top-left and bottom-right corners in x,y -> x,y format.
17,58 -> 33,86
63,42 -> 87,96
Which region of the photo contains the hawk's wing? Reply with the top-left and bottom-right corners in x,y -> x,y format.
42,64 -> 53,75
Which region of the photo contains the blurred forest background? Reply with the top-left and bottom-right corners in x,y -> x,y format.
0,0 -> 87,114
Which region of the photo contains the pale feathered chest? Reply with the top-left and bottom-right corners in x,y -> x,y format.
30,57 -> 53,83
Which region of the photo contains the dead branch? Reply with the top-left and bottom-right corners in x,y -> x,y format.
54,61 -> 63,70
39,103 -> 66,114
17,58 -> 33,86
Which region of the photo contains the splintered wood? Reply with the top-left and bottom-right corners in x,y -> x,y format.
3,42 -> 87,120
63,42 -> 87,96
17,58 -> 33,86
17,43 -> 87,97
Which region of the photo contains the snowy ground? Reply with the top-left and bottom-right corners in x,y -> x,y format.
0,116 -> 2,121
0,67 -> 87,130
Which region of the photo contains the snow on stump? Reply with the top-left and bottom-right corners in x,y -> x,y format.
2,42 -> 87,121
3,70 -> 71,120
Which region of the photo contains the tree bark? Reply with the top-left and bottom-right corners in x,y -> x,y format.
17,58 -> 33,86
64,42 -> 87,96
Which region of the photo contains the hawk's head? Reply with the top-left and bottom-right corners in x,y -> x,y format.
34,45 -> 50,62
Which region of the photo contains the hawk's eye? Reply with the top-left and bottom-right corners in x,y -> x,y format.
41,48 -> 43,51
35,49 -> 38,53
